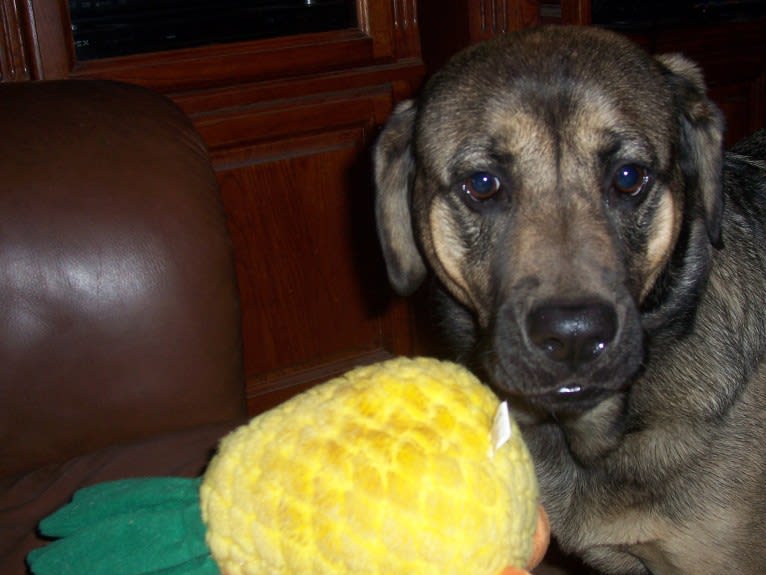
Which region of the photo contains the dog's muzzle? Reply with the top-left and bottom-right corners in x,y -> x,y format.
493,297 -> 641,414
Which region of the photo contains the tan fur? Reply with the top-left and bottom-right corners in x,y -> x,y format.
642,193 -> 680,300
428,197 -> 474,309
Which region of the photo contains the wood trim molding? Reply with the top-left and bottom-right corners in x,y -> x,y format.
0,0 -> 29,80
472,0 -> 509,39
10,0 -> 421,85
392,0 -> 420,58
469,0 -> 541,41
561,0 -> 591,25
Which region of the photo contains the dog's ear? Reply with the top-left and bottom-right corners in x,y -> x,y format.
657,53 -> 725,246
373,100 -> 426,295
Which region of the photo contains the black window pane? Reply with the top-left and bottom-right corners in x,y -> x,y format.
69,0 -> 357,61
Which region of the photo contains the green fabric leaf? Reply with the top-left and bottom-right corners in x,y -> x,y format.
27,478 -> 219,575
39,478 -> 202,537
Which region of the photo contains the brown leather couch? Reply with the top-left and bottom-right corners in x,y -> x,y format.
0,80 -> 247,575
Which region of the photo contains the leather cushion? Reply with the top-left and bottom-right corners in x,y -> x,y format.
0,80 -> 245,478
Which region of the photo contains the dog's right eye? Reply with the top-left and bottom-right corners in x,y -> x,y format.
611,164 -> 651,197
461,172 -> 502,202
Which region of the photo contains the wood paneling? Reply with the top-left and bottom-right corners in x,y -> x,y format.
199,89 -> 415,412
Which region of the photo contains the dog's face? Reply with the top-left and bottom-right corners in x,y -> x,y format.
375,26 -> 723,416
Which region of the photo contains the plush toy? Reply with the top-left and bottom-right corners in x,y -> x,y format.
28,357 -> 548,575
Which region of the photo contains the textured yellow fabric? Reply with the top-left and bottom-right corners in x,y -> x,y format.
200,357 -> 538,575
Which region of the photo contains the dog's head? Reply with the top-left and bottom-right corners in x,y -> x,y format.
374,26 -> 724,415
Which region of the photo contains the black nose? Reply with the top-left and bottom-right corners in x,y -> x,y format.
526,300 -> 618,369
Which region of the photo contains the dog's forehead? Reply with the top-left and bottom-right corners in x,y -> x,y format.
415,27 -> 673,178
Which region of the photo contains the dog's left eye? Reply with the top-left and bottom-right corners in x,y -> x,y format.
612,164 -> 651,197
462,172 -> 502,202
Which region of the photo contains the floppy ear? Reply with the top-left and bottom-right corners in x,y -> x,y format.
657,53 -> 725,246
373,100 -> 426,295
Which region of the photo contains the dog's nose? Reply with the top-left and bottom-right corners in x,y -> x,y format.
526,301 -> 617,369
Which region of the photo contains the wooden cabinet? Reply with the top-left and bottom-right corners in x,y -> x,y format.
1,0 -> 424,414
2,0 -> 763,413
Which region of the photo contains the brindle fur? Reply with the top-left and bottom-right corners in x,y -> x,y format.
374,25 -> 766,574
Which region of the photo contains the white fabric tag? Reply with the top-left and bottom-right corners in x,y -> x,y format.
489,401 -> 512,457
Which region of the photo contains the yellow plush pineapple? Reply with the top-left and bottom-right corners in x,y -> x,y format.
200,357 -> 544,575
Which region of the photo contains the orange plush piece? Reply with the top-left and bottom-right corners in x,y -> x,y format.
501,505 -> 550,574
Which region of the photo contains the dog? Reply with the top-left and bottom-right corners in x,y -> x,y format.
373,25 -> 766,574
